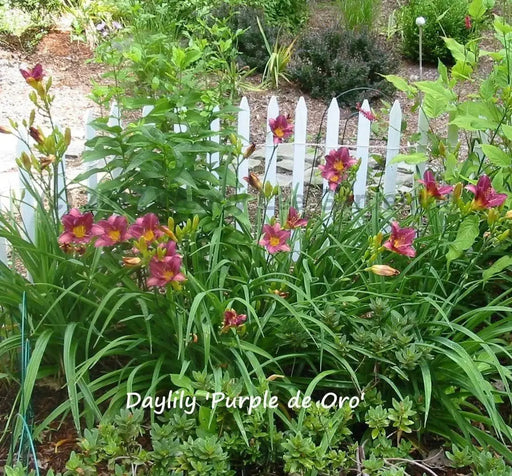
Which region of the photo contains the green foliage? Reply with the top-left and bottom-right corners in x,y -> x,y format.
225,5 -> 280,73
6,0 -> 63,18
400,0 -> 478,63
248,0 -> 308,31
336,0 -> 381,31
290,28 -> 398,104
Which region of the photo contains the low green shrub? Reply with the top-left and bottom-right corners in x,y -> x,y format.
400,0 -> 475,63
290,28 -> 398,104
221,5 -> 280,73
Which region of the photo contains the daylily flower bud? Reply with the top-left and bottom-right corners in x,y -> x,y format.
17,152 -> 32,171
264,181 -> 274,199
498,230 -> 510,242
487,208 -> 500,226
243,172 -> 263,192
64,127 -> 71,147
505,210 -> 512,220
29,126 -> 44,144
366,265 -> 400,276
452,182 -> 463,202
40,154 -> 56,170
0,125 -> 11,134
229,133 -> 238,146
192,215 -> 199,231
243,143 -> 256,159
266,374 -> 284,381
122,256 -> 142,267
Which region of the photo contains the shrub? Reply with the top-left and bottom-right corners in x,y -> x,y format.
256,0 -> 308,32
5,0 -> 63,18
400,0 -> 474,63
222,5 -> 280,73
290,28 -> 398,104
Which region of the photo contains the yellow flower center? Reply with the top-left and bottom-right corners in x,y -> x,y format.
274,127 -> 284,138
73,225 -> 86,238
163,270 -> 175,281
108,230 -> 121,242
269,236 -> 281,246
334,161 -> 345,172
143,229 -> 155,241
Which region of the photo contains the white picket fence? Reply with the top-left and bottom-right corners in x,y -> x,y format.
0,95 -> 428,265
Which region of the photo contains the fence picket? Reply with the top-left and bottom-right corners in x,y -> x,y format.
85,110 -> 97,194
353,99 -> 372,209
292,97 -> 307,212
265,96 -> 279,218
55,124 -> 68,216
382,100 -> 402,207
322,98 -> 340,216
108,102 -> 122,179
291,97 -> 308,260
17,133 -> 36,244
416,105 -> 428,178
0,197 -> 7,265
237,97 -> 250,195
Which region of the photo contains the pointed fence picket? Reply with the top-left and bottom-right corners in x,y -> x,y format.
353,99 -> 372,210
2,95 -> 433,267
265,97 -> 279,219
382,100 -> 403,207
322,98 -> 340,217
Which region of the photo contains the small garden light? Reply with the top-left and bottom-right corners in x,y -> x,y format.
415,16 -> 425,80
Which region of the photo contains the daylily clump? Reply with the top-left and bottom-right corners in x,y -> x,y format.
319,147 -> 358,191
59,210 -> 189,289
269,115 -> 293,145
260,223 -> 291,254
383,221 -> 416,258
466,175 -> 507,210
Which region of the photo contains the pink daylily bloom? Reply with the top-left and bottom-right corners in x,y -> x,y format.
59,208 -> 94,244
466,175 -> 507,210
91,215 -> 128,247
158,240 -> 178,257
284,207 -> 308,229
319,147 -> 358,191
356,102 -> 376,122
383,221 -> 416,258
259,223 -> 291,253
418,170 -> 453,199
269,115 -> 293,145
127,213 -> 164,243
147,255 -> 186,287
20,64 -> 44,84
221,308 -> 247,333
